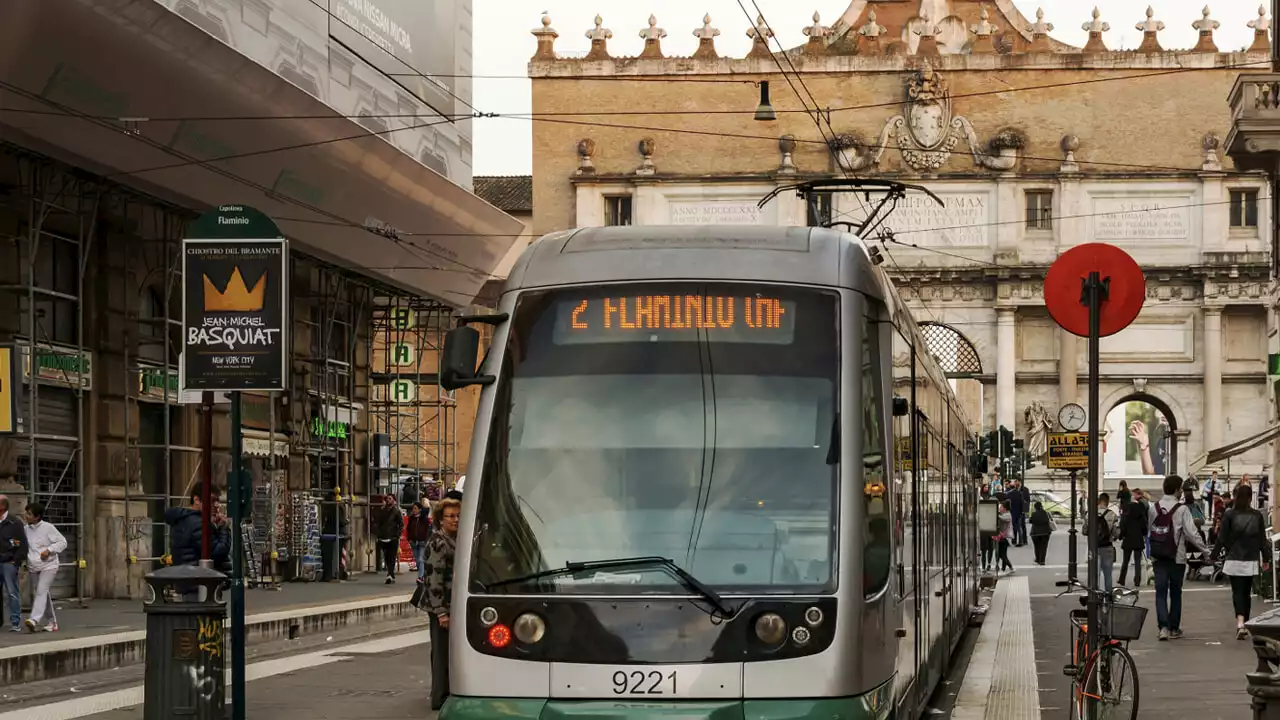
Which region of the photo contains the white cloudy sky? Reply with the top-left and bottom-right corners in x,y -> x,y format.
470,0 -> 1263,175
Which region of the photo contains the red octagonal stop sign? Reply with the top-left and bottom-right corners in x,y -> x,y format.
1044,243 -> 1145,338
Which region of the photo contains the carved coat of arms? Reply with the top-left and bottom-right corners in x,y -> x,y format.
831,62 -> 1026,175
895,61 -> 962,170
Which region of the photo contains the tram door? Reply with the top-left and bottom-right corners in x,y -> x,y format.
890,330 -> 920,712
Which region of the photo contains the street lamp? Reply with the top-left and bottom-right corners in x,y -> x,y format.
754,81 -> 777,121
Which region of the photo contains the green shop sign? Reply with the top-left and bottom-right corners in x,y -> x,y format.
20,342 -> 93,390
311,417 -> 349,440
138,365 -> 179,402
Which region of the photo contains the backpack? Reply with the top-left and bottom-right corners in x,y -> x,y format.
1095,510 -> 1114,548
1149,502 -> 1182,561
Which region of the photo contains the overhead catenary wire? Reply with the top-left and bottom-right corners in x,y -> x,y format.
1,59 -> 1266,123
0,85 -> 1259,176
0,63 -> 1266,287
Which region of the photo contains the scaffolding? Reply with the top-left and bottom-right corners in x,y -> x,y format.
369,298 -> 458,506
0,145 -> 96,602
291,258 -> 370,581
119,201 -> 204,576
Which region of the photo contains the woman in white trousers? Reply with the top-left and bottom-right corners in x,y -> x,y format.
22,502 -> 66,633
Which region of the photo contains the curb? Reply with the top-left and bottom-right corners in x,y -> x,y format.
0,593 -> 416,684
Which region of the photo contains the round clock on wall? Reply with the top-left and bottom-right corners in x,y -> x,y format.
1058,403 -> 1087,432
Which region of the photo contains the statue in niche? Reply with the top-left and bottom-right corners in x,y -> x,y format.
1024,401 -> 1052,461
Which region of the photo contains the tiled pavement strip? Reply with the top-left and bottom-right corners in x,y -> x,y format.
952,576 -> 1040,720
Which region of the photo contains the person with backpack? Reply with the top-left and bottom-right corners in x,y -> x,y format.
1214,484 -> 1267,640
1095,493 -> 1121,593
1147,474 -> 1208,641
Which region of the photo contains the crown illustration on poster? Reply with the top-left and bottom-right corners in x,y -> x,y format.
203,267 -> 266,312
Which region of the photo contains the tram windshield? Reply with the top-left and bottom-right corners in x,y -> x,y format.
469,282 -> 841,595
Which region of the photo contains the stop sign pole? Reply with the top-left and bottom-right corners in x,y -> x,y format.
1045,243 -> 1145,712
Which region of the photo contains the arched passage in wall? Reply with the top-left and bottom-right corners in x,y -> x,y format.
1102,392 -> 1179,479
918,321 -> 983,378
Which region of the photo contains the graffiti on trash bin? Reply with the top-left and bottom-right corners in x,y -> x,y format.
197,616 -> 222,658
184,664 -> 217,703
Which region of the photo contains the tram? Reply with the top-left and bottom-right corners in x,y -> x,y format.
438,225 -> 981,720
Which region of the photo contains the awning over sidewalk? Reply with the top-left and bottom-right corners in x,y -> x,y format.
242,430 -> 289,458
0,0 -> 524,308
1189,423 -> 1280,474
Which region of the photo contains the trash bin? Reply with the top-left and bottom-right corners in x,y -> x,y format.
1245,606 -> 1280,719
142,564 -> 228,720
320,534 -> 344,581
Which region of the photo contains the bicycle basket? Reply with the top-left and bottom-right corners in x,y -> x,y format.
1101,602 -> 1147,641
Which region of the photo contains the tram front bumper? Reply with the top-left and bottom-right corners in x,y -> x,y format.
440,686 -> 894,720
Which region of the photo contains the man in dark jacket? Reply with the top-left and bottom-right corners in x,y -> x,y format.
1007,480 -> 1026,547
1018,481 -> 1032,547
165,490 -> 228,567
0,494 -> 27,631
372,494 -> 405,584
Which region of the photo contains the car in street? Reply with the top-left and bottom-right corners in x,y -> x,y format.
1029,490 -> 1073,519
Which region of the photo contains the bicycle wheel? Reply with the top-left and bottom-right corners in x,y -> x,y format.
1077,643 -> 1139,720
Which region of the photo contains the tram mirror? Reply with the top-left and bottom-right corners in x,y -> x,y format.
440,326 -> 485,390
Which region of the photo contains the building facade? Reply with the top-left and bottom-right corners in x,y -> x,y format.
526,2 -> 1274,492
0,0 -> 522,600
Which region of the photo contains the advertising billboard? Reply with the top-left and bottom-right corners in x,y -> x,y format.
181,206 -> 289,392
328,0 -> 460,119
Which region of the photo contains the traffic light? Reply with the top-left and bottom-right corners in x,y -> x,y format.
998,426 -> 1014,458
979,431 -> 994,457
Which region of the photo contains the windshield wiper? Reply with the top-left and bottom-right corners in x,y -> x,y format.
486,556 -> 734,618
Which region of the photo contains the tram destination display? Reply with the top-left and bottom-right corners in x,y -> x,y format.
181,238 -> 288,391
1047,432 -> 1090,470
552,293 -> 797,345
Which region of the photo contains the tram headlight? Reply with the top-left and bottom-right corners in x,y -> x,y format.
479,606 -> 500,627
513,613 -> 547,644
791,626 -> 812,646
804,607 -> 824,627
754,613 -> 788,646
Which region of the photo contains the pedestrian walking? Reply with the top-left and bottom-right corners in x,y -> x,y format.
1095,492 -> 1120,593
407,502 -> 431,584
1007,481 -> 1027,548
0,495 -> 27,632
424,496 -> 460,710
1029,501 -> 1056,565
164,489 -> 228,567
1018,481 -> 1031,546
1117,480 -> 1131,508
22,503 -> 66,633
372,494 -> 404,584
995,501 -> 1014,573
1148,474 -> 1208,641
1214,484 -> 1267,640
1117,496 -> 1148,587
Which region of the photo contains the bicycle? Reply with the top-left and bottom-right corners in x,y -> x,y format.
1055,578 -> 1145,720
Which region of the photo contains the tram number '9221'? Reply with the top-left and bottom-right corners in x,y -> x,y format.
612,670 -> 677,695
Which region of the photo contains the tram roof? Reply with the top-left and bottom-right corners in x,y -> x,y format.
504,226 -> 886,301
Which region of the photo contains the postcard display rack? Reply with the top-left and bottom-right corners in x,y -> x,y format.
289,491 -> 322,581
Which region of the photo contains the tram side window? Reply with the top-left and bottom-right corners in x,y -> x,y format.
863,319 -> 890,597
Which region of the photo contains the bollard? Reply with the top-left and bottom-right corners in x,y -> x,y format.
1245,607 -> 1280,719
142,564 -> 228,720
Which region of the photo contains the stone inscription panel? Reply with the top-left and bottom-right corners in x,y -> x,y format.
886,193 -> 990,247
667,201 -> 764,226
1092,197 -> 1190,241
